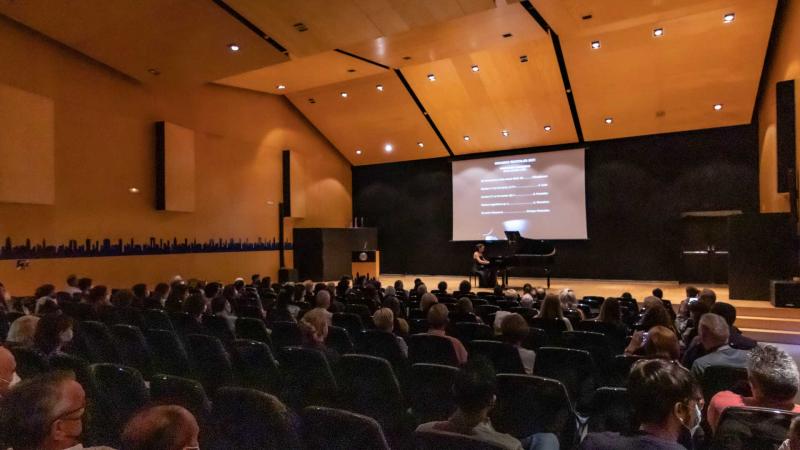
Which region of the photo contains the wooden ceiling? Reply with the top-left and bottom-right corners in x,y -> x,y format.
0,0 -> 779,165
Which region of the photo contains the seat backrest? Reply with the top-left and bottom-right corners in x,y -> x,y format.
142,309 -> 173,331
203,315 -> 236,343
230,339 -> 282,395
87,363 -> 149,446
562,330 -> 614,382
522,327 -> 549,350
235,317 -> 272,346
185,334 -> 234,395
586,387 -> 637,434
9,346 -> 48,379
332,313 -> 364,337
210,387 -> 301,450
277,346 -> 338,410
337,354 -> 404,426
414,429 -> 508,450
575,321 -> 627,352
236,304 -> 264,319
467,340 -> 525,374
533,347 -> 596,412
407,334 -> 459,367
408,318 -> 429,335
302,406 -> 390,450
144,329 -> 190,377
357,330 -> 408,376
408,363 -> 458,423
48,353 -> 91,390
701,365 -> 751,404
609,354 -> 643,387
475,304 -> 500,322
526,318 -> 567,343
78,320 -> 122,363
270,321 -> 302,350
115,306 -> 146,330
325,325 -> 354,355
491,374 -> 576,448
110,324 -> 153,379
452,322 -> 493,345
61,302 -> 96,322
149,373 -> 211,422
710,406 -> 800,450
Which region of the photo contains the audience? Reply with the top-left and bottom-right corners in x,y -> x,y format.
426,303 -> 468,365
33,314 -> 74,359
580,358 -> 701,450
707,345 -> 800,432
6,315 -> 40,348
457,280 -> 472,297
676,285 -> 700,333
500,313 -> 535,374
373,307 -> 408,356
131,283 -> 148,308
120,405 -> 199,450
433,281 -> 448,296
689,313 -> 749,379
299,306 -> 338,364
538,294 -> 573,331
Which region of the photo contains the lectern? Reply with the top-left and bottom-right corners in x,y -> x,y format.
293,228 -> 378,281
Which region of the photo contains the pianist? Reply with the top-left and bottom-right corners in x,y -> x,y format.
472,243 -> 496,287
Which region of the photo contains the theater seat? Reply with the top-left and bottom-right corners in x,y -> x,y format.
185,334 -> 234,395
452,322 -> 493,345
533,347 -> 596,414
332,313 -> 364,337
278,346 -> 338,410
203,315 -> 236,344
302,406 -> 390,450
468,340 -> 526,374
149,373 -> 211,424
230,339 -> 282,395
8,346 -> 47,379
415,429 -> 508,450
407,334 -> 459,367
562,330 -> 614,384
111,324 -> 154,379
586,387 -> 637,434
357,330 -> 409,379
270,321 -> 303,350
522,327 -> 549,350
235,317 -> 272,346
701,365 -> 751,405
408,363 -> 458,423
145,329 -> 191,377
86,363 -> 149,447
142,309 -> 174,331
48,353 -> 91,391
76,320 -> 122,364
326,325 -> 354,354
208,387 -> 301,450
710,406 -> 800,450
526,318 -> 568,345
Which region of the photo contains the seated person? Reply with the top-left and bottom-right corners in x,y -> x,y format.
681,300 -> 710,348
710,302 -> 757,350
450,297 -> 481,323
690,313 -> 749,380
537,294 -> 573,331
420,292 -> 438,314
676,286 -> 701,334
520,284 -> 535,308
707,345 -> 800,433
0,371 -> 115,450
417,360 -> 558,450
779,416 -> 800,450
500,313 -> 536,374
580,358 -> 702,450
426,304 -> 468,365
299,306 -> 338,365
121,405 -> 200,450
33,314 -> 74,359
181,293 -> 209,335
210,296 -> 237,333
432,281 -> 448,296
596,298 -> 629,338
472,244 -> 495,287
5,315 -> 40,348
624,325 -> 680,361
373,307 -> 408,356
559,289 -> 585,320
144,282 -> 170,310
457,280 -> 474,297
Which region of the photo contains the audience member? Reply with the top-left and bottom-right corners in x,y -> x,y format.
210,296 -> 236,333
707,345 -> 800,432
457,280 -> 472,296
131,283 -> 148,308
417,360 -> 558,450
6,315 -> 40,348
0,371 -> 114,450
63,275 -> 81,295
381,295 -> 409,337
433,281 -> 448,296
625,325 -> 680,360
145,282 -> 170,309
120,405 -> 199,450
0,282 -> 9,312
537,294 -> 573,331
373,308 -> 408,356
268,289 -> 297,324
77,277 -> 93,296
778,416 -> 800,450
698,288 -> 717,309
417,283 -> 428,297
637,303 -> 678,336
420,292 -> 438,314
558,288 -> 585,320
597,297 -> 629,336
534,287 -> 547,302
580,358 -> 701,449
680,300 -> 710,347
500,313 -> 535,374
165,284 -> 188,313
33,314 -> 74,359
0,347 -> 19,398
452,297 -> 481,323
710,302 -> 757,350
110,289 -> 134,308
520,284 -> 534,308
426,303 -> 468,365
314,289 -> 331,311
181,293 -> 208,335
33,284 -> 57,315
299,306 -> 338,364
690,313 -> 748,379
652,288 -> 664,299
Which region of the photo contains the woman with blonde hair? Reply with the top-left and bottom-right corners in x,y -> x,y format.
299,307 -> 338,364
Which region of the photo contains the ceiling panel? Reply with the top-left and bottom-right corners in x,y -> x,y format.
215,50 -> 387,95
402,37 -> 578,155
287,72 -> 449,166
225,0 -> 496,58
0,0 -> 288,85
531,0 -> 777,140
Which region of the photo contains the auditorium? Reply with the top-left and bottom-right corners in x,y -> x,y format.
0,0 -> 799,449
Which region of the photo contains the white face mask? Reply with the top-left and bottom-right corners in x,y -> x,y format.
683,401 -> 702,436
59,329 -> 74,343
8,372 -> 20,388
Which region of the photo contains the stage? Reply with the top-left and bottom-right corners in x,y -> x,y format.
384,275 -> 800,345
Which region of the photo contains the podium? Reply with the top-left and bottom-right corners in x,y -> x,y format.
293,228 -> 378,281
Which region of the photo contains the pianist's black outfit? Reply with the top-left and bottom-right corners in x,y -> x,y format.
472,248 -> 496,288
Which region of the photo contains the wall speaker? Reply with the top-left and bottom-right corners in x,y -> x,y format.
777,80 -> 797,194
771,280 -> 800,308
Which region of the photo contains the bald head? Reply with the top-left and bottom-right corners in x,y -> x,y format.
121,405 -> 199,450
0,347 -> 16,397
699,312 -> 730,350
314,290 -> 331,310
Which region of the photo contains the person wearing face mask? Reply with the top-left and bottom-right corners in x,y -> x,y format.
120,405 -> 200,450
0,347 -> 20,397
580,358 -> 702,450
33,314 -> 74,360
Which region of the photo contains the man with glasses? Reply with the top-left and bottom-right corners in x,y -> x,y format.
0,371 -> 113,450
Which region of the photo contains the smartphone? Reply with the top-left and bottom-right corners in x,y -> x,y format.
641,332 -> 650,346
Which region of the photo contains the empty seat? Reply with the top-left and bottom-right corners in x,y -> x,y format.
467,340 -> 526,374
231,339 -> 282,395
203,315 -> 236,343
270,321 -> 302,350
533,347 -> 596,413
332,313 -> 364,338
235,317 -> 272,346
408,363 -> 458,423
142,309 -> 174,331
414,429 -> 508,450
278,346 -> 338,410
48,353 -> 91,390
408,318 -> 429,335
701,365 -> 751,405
209,387 -> 301,450
236,304 -> 265,319
526,318 -> 568,344
60,302 -> 96,322
407,334 -> 459,367
476,304 -> 500,323
149,373 -> 211,424
586,387 -> 636,434
77,320 -> 121,363
522,327 -> 549,351
326,325 -> 354,354
185,334 -> 234,395
302,406 -> 390,450
710,406 -> 800,450
9,346 -> 48,378
114,306 -> 146,330
357,330 -> 409,379
609,354 -> 643,387
452,322 -> 493,345
145,329 -> 191,377
86,363 -> 149,447
491,374 -> 577,448
575,321 -> 627,353
110,324 -> 154,379
562,330 -> 614,384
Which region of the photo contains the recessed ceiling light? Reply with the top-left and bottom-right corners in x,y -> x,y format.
713,103 -> 724,111
340,92 -> 348,98
128,187 -> 140,194
276,84 -> 286,90
427,73 -> 436,82
471,65 -> 480,72
544,125 -> 552,132
591,40 -> 601,50
463,135 -> 470,141
653,28 -> 664,37
501,130 -> 509,137
604,117 -> 614,124
355,149 -> 362,155
308,98 -> 316,104
228,43 -> 240,52
147,68 -> 160,76
402,56 -> 412,60
347,68 -> 356,73
502,32 -> 513,38
376,84 -> 384,92
384,144 -> 393,152
417,141 -> 424,148
723,12 -> 735,23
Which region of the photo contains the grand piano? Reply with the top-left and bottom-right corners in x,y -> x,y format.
484,231 -> 556,288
